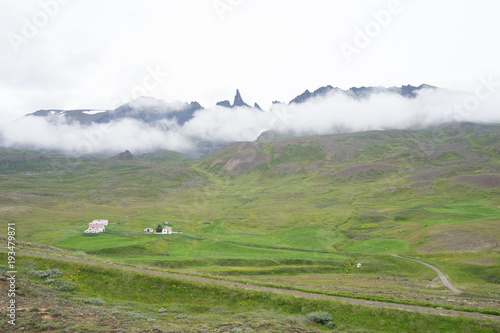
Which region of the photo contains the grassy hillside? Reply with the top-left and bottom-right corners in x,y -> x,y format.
3,253 -> 499,332
1,122 -> 499,320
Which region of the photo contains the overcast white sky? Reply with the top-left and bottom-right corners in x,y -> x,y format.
1,0 -> 499,123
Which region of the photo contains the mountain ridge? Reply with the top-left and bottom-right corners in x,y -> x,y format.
25,84 -> 438,125
11,83 -> 476,158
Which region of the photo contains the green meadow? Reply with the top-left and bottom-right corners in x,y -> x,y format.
342,238 -> 410,254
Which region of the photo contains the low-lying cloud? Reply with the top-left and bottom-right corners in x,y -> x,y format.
1,87 -> 499,157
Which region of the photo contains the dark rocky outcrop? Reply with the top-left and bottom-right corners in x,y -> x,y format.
116,150 -> 135,161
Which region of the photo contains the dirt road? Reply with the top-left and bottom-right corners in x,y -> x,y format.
391,255 -> 462,293
5,249 -> 499,322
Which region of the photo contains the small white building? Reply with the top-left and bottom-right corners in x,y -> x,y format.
84,223 -> 105,233
144,228 -> 154,233
155,226 -> 172,234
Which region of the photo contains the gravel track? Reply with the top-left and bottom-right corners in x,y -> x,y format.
391,255 -> 462,293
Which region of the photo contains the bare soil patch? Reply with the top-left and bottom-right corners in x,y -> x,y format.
334,164 -> 397,179
412,164 -> 487,181
271,163 -> 302,174
419,230 -> 498,252
210,142 -> 271,175
452,174 -> 500,188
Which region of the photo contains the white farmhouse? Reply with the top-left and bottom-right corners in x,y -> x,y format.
84,219 -> 107,233
155,226 -> 172,234
84,223 -> 105,233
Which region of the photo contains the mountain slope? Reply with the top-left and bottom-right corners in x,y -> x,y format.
202,122 -> 500,179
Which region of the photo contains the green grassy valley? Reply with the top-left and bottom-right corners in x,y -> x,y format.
1,122 -> 499,331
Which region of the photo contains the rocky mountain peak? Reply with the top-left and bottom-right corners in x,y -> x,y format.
117,150 -> 135,161
233,89 -> 250,108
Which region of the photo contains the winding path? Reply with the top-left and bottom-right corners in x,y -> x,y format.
391,255 -> 462,293
4,249 -> 497,322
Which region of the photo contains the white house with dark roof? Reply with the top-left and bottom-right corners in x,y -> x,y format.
84,220 -> 107,233
84,224 -> 105,233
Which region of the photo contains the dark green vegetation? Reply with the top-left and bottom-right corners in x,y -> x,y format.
1,122 -> 499,331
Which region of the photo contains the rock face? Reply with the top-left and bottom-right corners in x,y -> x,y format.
216,89 -> 251,108
27,97 -> 203,126
289,89 -> 313,104
288,84 -> 436,104
98,97 -> 202,126
233,89 -> 250,108
216,100 -> 231,108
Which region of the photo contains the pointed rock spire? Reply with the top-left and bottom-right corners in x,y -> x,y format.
233,89 -> 250,108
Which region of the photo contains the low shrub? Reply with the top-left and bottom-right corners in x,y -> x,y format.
305,311 -> 332,324
124,311 -> 148,319
326,321 -> 336,329
27,268 -> 63,279
44,279 -> 78,291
